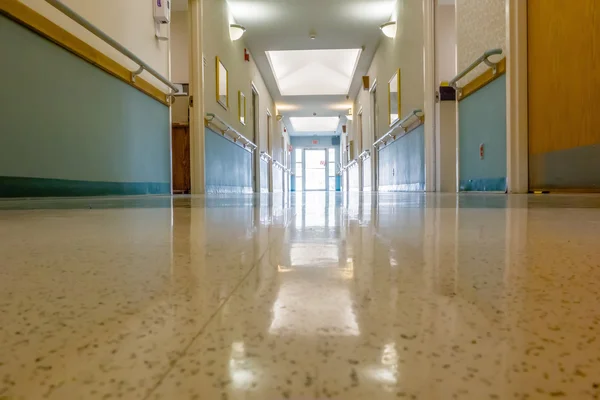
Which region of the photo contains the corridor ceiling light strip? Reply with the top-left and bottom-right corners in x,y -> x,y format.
289,117 -> 340,132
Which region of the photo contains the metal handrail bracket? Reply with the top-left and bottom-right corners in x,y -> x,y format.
206,113 -> 258,152
449,48 -> 503,89
373,109 -> 424,149
260,151 -> 273,162
44,0 -> 179,94
344,159 -> 359,170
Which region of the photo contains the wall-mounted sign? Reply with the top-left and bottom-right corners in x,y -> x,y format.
312,140 -> 319,145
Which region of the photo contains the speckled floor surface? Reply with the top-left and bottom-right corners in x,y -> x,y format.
1,192 -> 600,399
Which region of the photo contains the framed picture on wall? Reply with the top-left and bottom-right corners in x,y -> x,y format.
239,91 -> 246,125
216,56 -> 229,109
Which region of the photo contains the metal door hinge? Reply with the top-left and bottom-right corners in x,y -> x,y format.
189,96 -> 194,107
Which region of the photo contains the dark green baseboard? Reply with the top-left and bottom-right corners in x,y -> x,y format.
0,176 -> 170,197
460,177 -> 507,192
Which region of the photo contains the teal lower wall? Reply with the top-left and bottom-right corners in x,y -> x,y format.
273,166 -> 283,192
205,127 -> 253,194
260,159 -> 269,193
378,125 -> 425,192
459,76 -> 507,192
0,15 -> 171,198
363,158 -> 372,191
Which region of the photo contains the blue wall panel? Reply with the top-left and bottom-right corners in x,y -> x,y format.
458,75 -> 507,192
260,160 -> 269,193
0,15 -> 170,197
273,166 -> 283,192
205,128 -> 252,193
378,125 -> 425,191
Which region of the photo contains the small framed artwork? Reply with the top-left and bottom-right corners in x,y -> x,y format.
238,91 -> 246,125
388,69 -> 401,126
216,56 -> 229,109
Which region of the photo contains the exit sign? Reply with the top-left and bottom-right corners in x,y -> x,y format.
312,140 -> 319,145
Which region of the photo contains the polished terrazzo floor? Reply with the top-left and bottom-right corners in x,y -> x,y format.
1,192 -> 600,399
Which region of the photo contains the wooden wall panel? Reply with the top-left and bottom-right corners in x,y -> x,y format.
171,124 -> 191,194
528,0 -> 600,155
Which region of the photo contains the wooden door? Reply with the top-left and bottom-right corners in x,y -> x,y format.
171,124 -> 191,194
528,0 -> 600,191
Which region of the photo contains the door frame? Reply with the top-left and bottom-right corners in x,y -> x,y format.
251,83 -> 260,193
357,107 -> 364,191
266,109 -> 273,192
370,80 -> 378,191
506,0 -> 529,193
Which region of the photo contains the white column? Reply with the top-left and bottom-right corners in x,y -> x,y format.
189,0 -> 206,194
506,0 -> 529,193
436,99 -> 458,192
423,0 -> 437,192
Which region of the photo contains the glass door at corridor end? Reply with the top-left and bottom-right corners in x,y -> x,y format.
305,149 -> 327,190
294,148 -> 337,192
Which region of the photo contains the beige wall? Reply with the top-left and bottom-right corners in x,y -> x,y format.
436,5 -> 457,83
203,0 -> 281,158
170,10 -> 190,124
456,0 -> 506,84
19,0 -> 170,91
170,11 -> 189,84
352,0 -> 425,155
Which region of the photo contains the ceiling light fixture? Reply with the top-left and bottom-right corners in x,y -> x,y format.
379,21 -> 397,38
230,24 -> 246,41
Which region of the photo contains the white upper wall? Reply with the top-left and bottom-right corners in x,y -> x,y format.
170,11 -> 189,84
19,0 -> 170,91
456,0 -> 506,84
203,0 -> 281,157
351,0 -> 425,157
436,5 -> 457,83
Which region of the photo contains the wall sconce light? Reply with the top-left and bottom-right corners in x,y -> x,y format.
346,109 -> 354,121
230,24 -> 246,41
379,21 -> 397,38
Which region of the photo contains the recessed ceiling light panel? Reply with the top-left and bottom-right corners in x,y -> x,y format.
266,49 -> 362,96
290,117 -> 340,132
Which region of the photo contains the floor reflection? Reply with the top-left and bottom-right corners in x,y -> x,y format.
2,192 -> 600,399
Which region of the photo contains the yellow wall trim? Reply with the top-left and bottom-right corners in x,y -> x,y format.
0,0 -> 169,106
458,58 -> 507,101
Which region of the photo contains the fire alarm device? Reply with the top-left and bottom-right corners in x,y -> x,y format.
154,0 -> 171,24
244,49 -> 250,62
